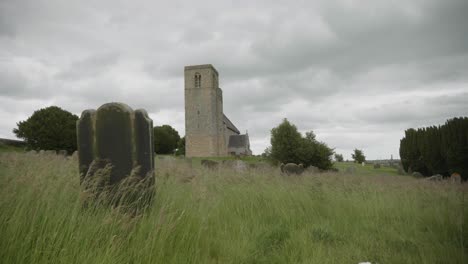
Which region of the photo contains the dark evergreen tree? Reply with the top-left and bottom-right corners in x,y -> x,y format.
441,117 -> 468,179
399,117 -> 468,180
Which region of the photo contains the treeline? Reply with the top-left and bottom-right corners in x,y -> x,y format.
399,117 -> 468,180
13,106 -> 185,155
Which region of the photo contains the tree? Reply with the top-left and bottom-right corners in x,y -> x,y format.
153,125 -> 181,154
175,136 -> 185,156
334,153 -> 344,162
13,106 -> 78,153
351,149 -> 366,164
270,119 -> 302,164
269,119 -> 334,170
297,134 -> 334,170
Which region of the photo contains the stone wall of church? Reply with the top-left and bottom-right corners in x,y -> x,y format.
185,65 -> 226,157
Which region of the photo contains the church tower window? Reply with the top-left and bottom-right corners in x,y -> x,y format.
195,73 -> 201,88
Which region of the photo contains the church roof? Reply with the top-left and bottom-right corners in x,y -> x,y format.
223,114 -> 240,134
228,134 -> 249,148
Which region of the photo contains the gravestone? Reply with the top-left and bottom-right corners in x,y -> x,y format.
345,166 -> 356,174
201,159 -> 218,169
223,160 -> 247,172
450,173 -> 462,184
280,163 -> 304,175
77,103 -> 155,208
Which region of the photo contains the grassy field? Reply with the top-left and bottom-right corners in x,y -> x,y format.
0,152 -> 466,263
0,143 -> 25,153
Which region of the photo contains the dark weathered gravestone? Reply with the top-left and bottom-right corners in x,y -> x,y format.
77,103 -> 155,207
280,163 -> 304,175
201,159 -> 218,169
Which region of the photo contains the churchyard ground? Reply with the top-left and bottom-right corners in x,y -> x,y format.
0,151 -> 466,263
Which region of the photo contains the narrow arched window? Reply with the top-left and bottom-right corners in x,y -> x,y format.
195,73 -> 201,88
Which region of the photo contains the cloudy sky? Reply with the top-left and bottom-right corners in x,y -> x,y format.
1,0 -> 467,159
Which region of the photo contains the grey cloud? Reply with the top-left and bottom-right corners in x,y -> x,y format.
56,52 -> 120,80
1,0 -> 467,157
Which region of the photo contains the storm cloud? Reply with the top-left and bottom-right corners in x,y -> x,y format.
1,0 -> 467,159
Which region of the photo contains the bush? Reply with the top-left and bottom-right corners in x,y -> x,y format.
13,106 -> 78,153
269,119 -> 334,170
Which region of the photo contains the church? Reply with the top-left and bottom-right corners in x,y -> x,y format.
184,64 -> 252,157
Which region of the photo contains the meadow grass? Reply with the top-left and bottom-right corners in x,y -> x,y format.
0,143 -> 25,153
0,152 -> 466,263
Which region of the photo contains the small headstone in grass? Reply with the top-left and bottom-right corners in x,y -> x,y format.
450,172 -> 461,184
201,159 -> 219,169
232,160 -> 247,172
45,150 -> 56,155
307,165 -> 320,174
222,159 -> 247,172
345,166 -> 356,174
27,150 -> 37,155
426,174 -> 443,181
58,150 -> 67,156
412,172 -> 423,178
280,163 -> 304,175
77,102 -> 155,210
373,163 -> 381,169
397,166 -> 405,175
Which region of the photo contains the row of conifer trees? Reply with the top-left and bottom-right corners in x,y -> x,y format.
399,117 -> 468,180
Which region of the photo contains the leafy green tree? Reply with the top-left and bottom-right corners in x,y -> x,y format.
270,119 -> 302,164
153,125 -> 181,154
13,106 -> 78,153
334,153 -> 344,162
298,133 -> 334,170
175,136 -> 185,156
269,119 -> 334,170
351,149 -> 366,164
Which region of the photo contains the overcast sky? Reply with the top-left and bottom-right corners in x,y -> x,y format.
1,0 -> 467,159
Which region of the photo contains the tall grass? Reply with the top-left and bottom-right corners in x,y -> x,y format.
0,152 -> 466,263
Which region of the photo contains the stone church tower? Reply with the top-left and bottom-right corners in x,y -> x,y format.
184,64 -> 226,157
